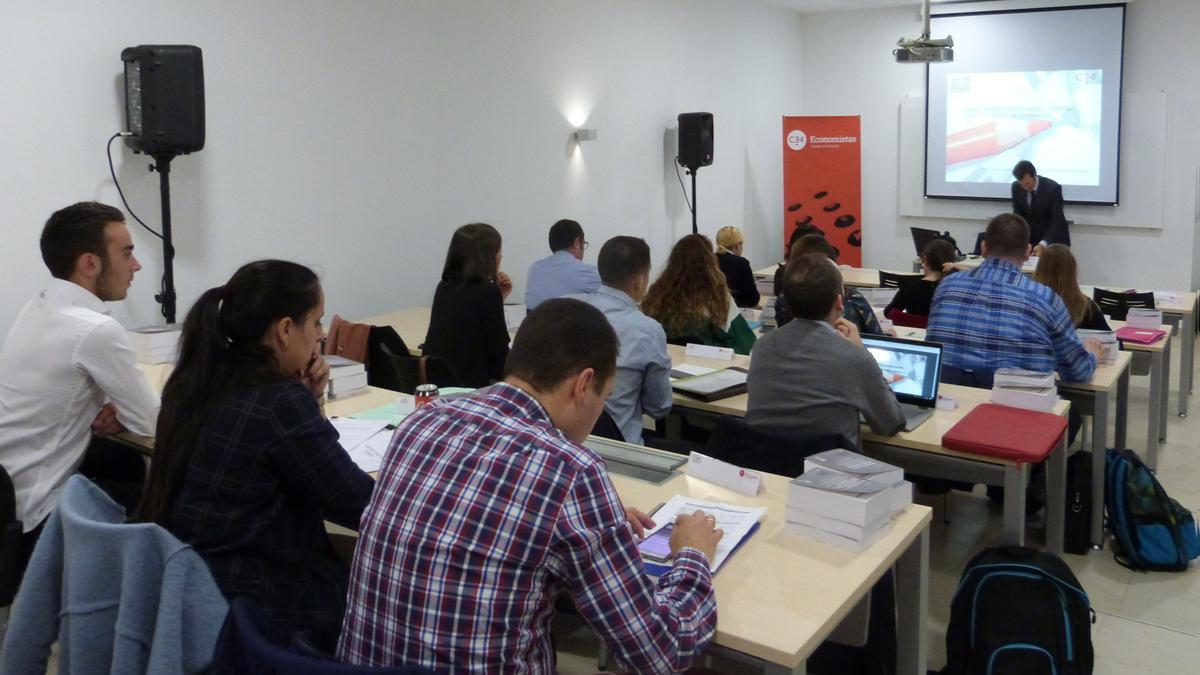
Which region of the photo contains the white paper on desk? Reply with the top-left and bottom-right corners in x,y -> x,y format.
345,429 -> 394,473
686,452 -> 762,496
646,495 -> 766,572
1153,291 -> 1181,306
330,418 -> 390,451
669,363 -> 719,380
684,343 -> 734,361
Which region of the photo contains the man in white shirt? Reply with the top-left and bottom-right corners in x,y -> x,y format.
0,202 -> 159,572
524,219 -> 601,310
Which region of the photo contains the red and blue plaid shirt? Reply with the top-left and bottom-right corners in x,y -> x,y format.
337,383 -> 717,674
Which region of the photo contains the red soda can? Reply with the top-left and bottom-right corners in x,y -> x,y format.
414,384 -> 440,408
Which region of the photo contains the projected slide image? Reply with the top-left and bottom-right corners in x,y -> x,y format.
945,70 -> 1102,186
867,348 -> 927,398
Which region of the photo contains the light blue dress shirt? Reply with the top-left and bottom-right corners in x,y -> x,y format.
572,286 -> 673,444
525,251 -> 602,310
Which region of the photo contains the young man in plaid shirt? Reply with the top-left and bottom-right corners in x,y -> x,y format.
338,298 -> 723,673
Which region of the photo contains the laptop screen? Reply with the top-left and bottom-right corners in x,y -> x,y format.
860,335 -> 943,407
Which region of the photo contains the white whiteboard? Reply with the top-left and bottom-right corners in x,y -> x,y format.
897,92 -> 1167,229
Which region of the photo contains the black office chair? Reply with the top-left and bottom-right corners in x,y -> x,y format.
0,465 -> 23,608
704,416 -> 855,478
590,409 -> 624,442
365,325 -> 412,388
665,335 -> 708,348
372,343 -> 462,395
1092,288 -> 1155,321
878,271 -> 922,289
971,232 -> 986,256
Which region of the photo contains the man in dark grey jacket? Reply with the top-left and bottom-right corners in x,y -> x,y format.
746,254 -> 905,448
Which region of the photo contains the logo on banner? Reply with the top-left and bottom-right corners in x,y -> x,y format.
786,129 -> 807,151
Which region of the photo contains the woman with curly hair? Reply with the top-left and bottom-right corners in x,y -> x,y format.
641,234 -> 757,355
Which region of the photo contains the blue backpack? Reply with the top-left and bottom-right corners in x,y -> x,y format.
1106,448 -> 1200,571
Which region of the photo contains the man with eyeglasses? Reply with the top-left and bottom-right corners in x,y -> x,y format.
524,218 -> 601,310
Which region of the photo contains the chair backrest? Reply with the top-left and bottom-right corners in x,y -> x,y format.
705,416 -> 857,478
374,343 -> 462,395
0,464 -> 22,607
212,597 -> 434,674
590,409 -> 624,442
972,232 -> 986,256
878,271 -> 922,289
1092,288 -> 1155,321
366,326 -> 411,388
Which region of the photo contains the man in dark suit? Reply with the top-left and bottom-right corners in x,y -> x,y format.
1011,160 -> 1070,253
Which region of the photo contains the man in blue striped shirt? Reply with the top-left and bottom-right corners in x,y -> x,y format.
927,213 -> 1100,387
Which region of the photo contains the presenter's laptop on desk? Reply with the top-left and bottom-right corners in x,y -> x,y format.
910,226 -> 965,261
860,335 -> 943,432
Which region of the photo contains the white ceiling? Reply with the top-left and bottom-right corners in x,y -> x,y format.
756,0 -> 954,13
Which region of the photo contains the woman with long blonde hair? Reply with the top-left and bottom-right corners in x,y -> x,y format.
1034,244 -> 1110,330
641,234 -> 757,354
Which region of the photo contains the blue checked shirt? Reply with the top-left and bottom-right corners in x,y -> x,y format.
927,257 -> 1096,383
337,383 -> 716,674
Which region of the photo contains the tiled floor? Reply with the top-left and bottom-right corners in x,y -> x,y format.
557,334 -> 1200,674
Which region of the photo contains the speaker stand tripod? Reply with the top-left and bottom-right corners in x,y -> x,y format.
685,165 -> 699,235
149,152 -> 179,324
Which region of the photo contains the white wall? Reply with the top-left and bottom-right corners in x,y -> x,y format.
800,0 -> 1200,291
0,0 -> 804,335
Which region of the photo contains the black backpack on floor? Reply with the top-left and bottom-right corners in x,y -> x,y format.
942,546 -> 1094,675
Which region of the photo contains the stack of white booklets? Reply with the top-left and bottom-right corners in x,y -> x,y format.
1125,307 -> 1162,329
1076,329 -> 1118,364
129,324 -> 181,364
325,355 -> 368,399
991,367 -> 1058,411
786,449 -> 911,552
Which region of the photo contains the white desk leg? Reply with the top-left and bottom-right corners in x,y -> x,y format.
1091,389 -> 1109,549
1002,464 -> 1027,546
1115,367 -> 1129,451
1046,434 -> 1066,555
1161,337 -> 1172,441
896,526 -> 929,675
1180,308 -> 1194,415
1148,350 -> 1163,471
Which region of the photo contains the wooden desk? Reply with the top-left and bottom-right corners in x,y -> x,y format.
897,326 -> 1130,548
1110,320 -> 1174,470
119,363 -> 403,452
753,264 -> 903,290
1088,287 -> 1198,419
609,444 -> 931,674
953,256 -> 1037,276
665,344 -> 1068,554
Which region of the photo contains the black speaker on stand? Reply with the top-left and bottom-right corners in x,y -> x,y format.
121,44 -> 205,324
677,112 -> 713,235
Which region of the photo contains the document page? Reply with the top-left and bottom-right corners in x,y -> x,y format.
644,495 -> 766,572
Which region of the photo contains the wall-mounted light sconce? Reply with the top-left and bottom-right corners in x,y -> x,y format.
574,128 -> 598,142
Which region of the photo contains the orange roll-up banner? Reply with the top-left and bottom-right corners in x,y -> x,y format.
782,116 -> 862,267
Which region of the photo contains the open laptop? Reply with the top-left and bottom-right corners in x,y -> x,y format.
910,226 -> 965,261
860,335 -> 944,431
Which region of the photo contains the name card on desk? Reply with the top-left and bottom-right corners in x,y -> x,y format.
684,343 -> 734,361
687,452 -> 762,496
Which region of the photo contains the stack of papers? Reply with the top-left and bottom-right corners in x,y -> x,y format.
639,495 -> 766,573
857,287 -> 899,310
786,450 -> 911,552
130,324 -> 181,364
670,368 -> 748,402
1126,308 -> 1163,330
992,367 -> 1059,411
326,355 -> 368,399
1075,330 -> 1118,364
330,418 -> 394,473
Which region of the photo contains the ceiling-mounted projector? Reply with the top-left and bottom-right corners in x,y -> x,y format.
895,35 -> 953,63
895,0 -> 953,63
